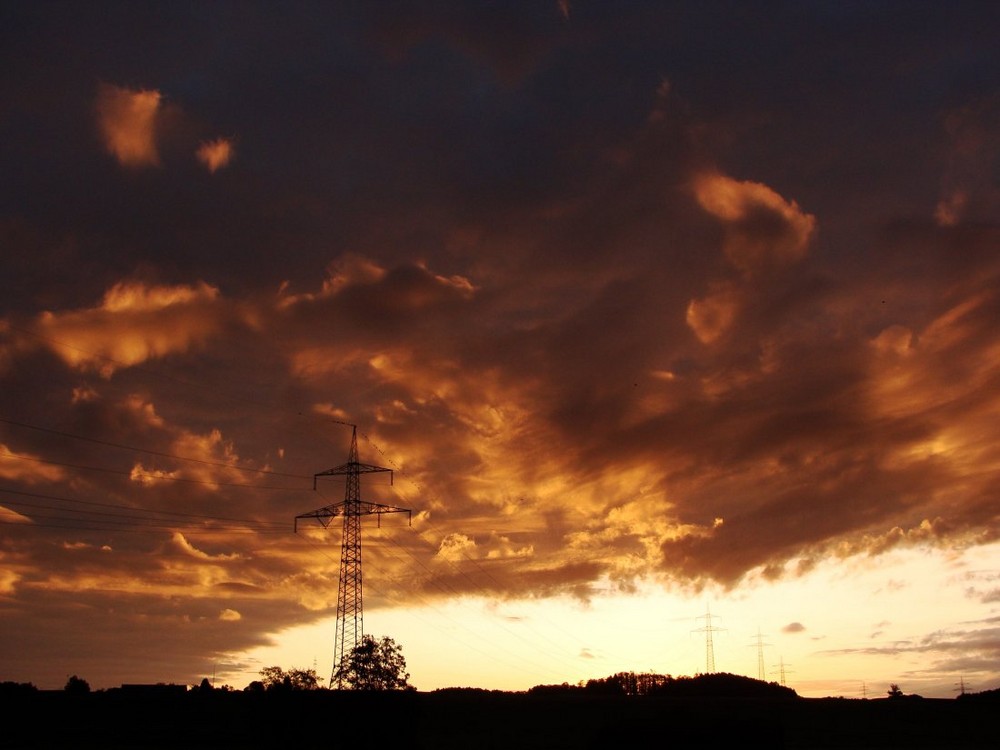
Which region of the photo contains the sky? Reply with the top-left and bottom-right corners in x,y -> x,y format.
2,1 -> 999,699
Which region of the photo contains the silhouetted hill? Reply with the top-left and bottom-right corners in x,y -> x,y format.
958,685 -> 1000,702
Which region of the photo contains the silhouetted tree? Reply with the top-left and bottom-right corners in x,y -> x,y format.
888,683 -> 904,699
0,681 -> 38,697
527,682 -> 579,695
258,665 -> 322,691
259,666 -> 286,690
333,635 -> 412,691
578,671 -> 793,699
288,668 -> 322,690
64,675 -> 90,694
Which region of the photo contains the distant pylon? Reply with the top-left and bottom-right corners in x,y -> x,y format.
749,627 -> 771,681
772,656 -> 793,687
693,605 -> 725,674
295,424 -> 412,687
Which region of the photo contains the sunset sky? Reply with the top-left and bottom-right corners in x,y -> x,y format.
2,2 -> 1000,699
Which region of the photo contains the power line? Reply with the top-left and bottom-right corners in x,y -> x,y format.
11,323 -> 321,420
0,416 -> 312,479
296,529 -> 596,688
0,486 -> 289,529
8,321 -> 613,687
296,530 -> 574,685
405,518 -> 636,664
0,446 -> 310,490
0,518 -> 287,534
10,322 -> 360,438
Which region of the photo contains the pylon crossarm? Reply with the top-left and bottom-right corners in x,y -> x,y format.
294,501 -> 411,531
357,501 -> 410,515
356,501 -> 412,527
294,503 -> 347,531
314,462 -> 393,477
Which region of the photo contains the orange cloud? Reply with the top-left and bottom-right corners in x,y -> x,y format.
34,280 -> 226,376
322,254 -> 388,296
118,394 -> 263,488
0,444 -> 66,483
0,506 -> 32,527
197,138 -> 235,173
832,518 -> 956,558
95,83 -> 162,167
694,172 -> 815,274
686,282 -> 741,344
171,532 -> 242,561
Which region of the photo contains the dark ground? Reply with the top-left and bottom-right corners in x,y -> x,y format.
3,688 -> 997,749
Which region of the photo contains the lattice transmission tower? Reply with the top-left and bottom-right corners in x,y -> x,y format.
772,656 -> 793,687
295,424 -> 412,687
693,606 -> 725,674
749,627 -> 771,681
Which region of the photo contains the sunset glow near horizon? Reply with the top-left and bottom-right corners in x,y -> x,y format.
2,2 -> 999,700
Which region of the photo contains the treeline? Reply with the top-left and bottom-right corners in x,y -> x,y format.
526,671 -> 798,699
3,671 -> 793,699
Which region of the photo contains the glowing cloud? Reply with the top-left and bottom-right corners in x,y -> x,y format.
324,254 -> 387,294
436,533 -> 478,562
129,463 -> 180,486
686,283 -> 741,344
0,566 -> 21,593
95,83 -> 162,167
171,532 -> 241,561
0,505 -> 32,526
694,172 -> 815,274
101,281 -> 217,312
197,138 -> 235,173
35,281 -> 226,376
0,444 -> 66,483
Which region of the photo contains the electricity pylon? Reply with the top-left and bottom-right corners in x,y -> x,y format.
772,656 -> 793,687
295,424 -> 412,687
955,677 -> 968,696
693,605 -> 725,674
749,627 -> 771,681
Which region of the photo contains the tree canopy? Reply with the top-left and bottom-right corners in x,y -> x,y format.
64,675 -> 90,694
332,635 -> 412,691
257,665 -> 322,691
